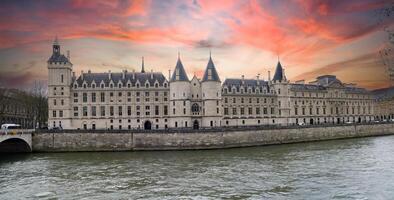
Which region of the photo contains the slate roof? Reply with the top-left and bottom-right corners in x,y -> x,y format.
223,78 -> 270,92
202,56 -> 220,82
316,75 -> 342,86
290,84 -> 326,91
48,53 -> 69,63
74,72 -> 168,87
272,61 -> 284,81
170,58 -> 189,82
372,87 -> 394,100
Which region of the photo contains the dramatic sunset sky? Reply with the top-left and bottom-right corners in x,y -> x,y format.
0,0 -> 393,90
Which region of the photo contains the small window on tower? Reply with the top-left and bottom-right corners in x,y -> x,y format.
61,74 -> 64,83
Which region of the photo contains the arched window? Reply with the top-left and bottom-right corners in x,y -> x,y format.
145,83 -> 149,88
164,83 -> 168,88
155,83 -> 159,88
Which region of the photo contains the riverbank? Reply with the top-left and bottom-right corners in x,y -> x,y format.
32,123 -> 394,152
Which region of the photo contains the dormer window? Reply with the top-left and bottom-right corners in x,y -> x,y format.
136,83 -> 140,88
101,83 -> 104,88
74,84 -> 78,89
164,83 -> 168,88
127,83 -> 131,88
92,84 -> 96,88
110,83 -> 113,88
155,83 -> 158,88
145,83 -> 149,88
83,83 -> 87,89
118,83 -> 122,88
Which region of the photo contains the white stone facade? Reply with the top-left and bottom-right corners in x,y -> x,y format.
48,41 -> 376,130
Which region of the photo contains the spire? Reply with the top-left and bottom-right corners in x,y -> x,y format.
141,56 -> 145,73
170,54 -> 189,82
202,52 -> 220,82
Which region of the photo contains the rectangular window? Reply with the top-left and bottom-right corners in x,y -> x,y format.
83,106 -> 88,116
59,110 -> 63,117
92,93 -> 96,102
53,110 -> 56,117
271,107 -> 274,115
164,106 -> 168,115
248,107 -> 252,115
224,108 -> 229,115
54,99 -> 57,106
100,92 -> 105,102
155,106 -> 159,115
233,108 -> 237,115
74,107 -> 78,117
110,106 -> 114,116
128,106 -> 131,116
92,106 -> 96,116
263,108 -> 267,114
256,107 -> 260,115
241,108 -> 245,115
83,93 -> 87,102
100,106 -> 105,116
118,106 -> 122,116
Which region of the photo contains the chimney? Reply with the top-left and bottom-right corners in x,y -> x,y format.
241,75 -> 245,85
151,69 -> 154,79
169,69 -> 171,81
122,70 -> 126,79
268,70 -> 271,81
257,74 -> 260,85
132,69 -> 135,79
108,70 -> 111,79
81,70 -> 84,79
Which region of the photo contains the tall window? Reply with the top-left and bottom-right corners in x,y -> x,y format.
100,106 -> 105,116
118,106 -> 122,116
83,93 -> 87,102
155,106 -> 159,115
61,74 -> 64,83
74,107 -> 78,117
100,92 -> 105,102
92,106 -> 96,116
92,93 -> 96,103
83,106 -> 87,116
164,106 -> 168,115
110,106 -> 114,116
128,106 -> 131,116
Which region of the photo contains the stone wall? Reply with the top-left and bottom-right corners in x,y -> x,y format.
32,123 -> 394,152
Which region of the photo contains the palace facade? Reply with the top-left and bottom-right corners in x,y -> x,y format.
48,39 -> 376,130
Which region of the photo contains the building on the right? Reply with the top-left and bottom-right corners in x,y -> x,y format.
372,87 -> 394,121
222,61 -> 376,126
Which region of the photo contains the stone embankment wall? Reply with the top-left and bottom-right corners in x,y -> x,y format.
32,123 -> 394,152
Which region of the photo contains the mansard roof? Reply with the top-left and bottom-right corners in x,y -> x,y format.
223,78 -> 270,92
372,87 -> 394,100
290,83 -> 327,91
74,72 -> 167,87
202,56 -> 220,82
272,61 -> 284,81
170,57 -> 189,82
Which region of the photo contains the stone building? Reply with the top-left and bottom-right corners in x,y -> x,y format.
372,87 -> 394,121
47,39 -> 376,130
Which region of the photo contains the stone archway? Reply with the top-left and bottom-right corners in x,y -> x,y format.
144,121 -> 152,130
0,138 -> 31,153
193,120 -> 199,129
310,118 -> 314,125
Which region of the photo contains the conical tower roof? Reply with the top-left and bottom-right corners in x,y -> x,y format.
272,61 -> 284,81
202,55 -> 220,82
170,56 -> 189,82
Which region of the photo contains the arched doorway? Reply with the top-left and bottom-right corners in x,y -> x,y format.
0,138 -> 31,153
144,121 -> 152,130
358,117 -> 361,123
193,120 -> 199,129
310,118 -> 314,125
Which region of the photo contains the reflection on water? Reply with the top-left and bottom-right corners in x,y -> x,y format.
1,135 -> 394,199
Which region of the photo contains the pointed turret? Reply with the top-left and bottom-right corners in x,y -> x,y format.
272,61 -> 284,82
202,53 -> 220,82
170,54 -> 189,82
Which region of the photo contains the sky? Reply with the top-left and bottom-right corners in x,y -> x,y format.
0,0 -> 393,90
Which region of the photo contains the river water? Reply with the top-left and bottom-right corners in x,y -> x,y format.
1,135 -> 394,200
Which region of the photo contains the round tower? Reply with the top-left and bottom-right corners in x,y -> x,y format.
169,54 -> 191,128
271,60 -> 291,126
201,54 -> 222,128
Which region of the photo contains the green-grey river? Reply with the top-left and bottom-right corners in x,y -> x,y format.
1,135 -> 394,199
